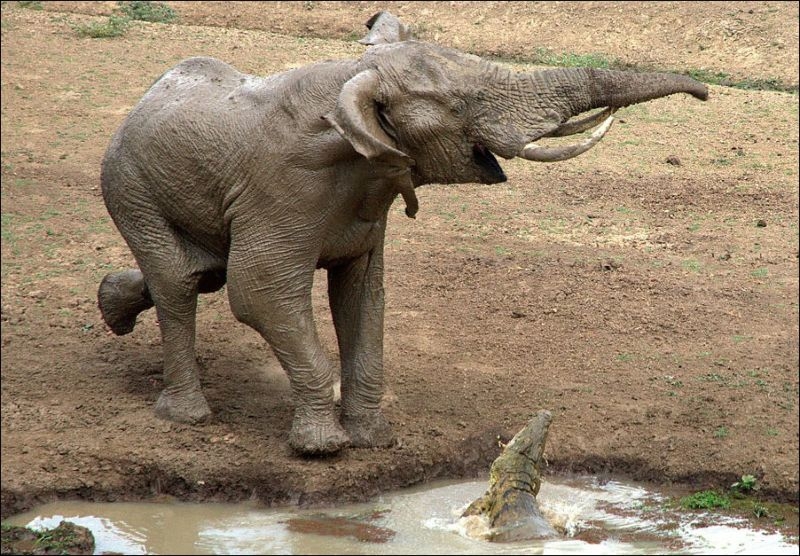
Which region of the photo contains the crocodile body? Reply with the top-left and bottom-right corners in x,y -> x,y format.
462,410 -> 556,542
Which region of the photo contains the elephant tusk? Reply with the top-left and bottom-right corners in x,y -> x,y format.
543,107 -> 617,137
518,115 -> 615,162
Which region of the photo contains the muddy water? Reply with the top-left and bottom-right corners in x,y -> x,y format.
6,477 -> 798,555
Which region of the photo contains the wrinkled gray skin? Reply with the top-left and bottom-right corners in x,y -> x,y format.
98,38 -> 708,455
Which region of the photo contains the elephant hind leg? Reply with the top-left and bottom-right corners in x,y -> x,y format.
146,269 -> 212,425
107,223 -> 218,424
98,269 -> 154,335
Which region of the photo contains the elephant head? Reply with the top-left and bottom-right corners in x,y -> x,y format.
358,11 -> 415,45
325,41 -> 708,192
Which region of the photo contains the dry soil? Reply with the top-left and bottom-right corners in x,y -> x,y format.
1,0 -> 798,537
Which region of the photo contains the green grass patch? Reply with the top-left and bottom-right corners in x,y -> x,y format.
684,68 -> 796,93
752,503 -> 769,518
71,15 -> 130,38
711,156 -> 733,166
682,259 -> 702,272
117,1 -> 177,23
680,490 -> 731,510
1,213 -> 16,243
1,522 -> 91,554
731,474 -> 758,494
531,47 -> 613,69
674,485 -> 797,528
70,1 -> 178,38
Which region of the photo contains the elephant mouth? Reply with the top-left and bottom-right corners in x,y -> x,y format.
472,143 -> 507,184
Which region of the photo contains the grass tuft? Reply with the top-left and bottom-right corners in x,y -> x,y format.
70,1 -> 178,38
531,47 -> 612,69
18,1 -> 43,9
71,14 -> 130,38
117,1 -> 177,23
680,490 -> 731,510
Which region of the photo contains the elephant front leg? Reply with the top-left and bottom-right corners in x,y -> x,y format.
227,255 -> 349,455
328,246 -> 395,448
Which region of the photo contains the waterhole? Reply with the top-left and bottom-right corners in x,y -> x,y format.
5,477 -> 797,554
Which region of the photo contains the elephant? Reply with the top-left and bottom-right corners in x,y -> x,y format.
97,38 -> 708,455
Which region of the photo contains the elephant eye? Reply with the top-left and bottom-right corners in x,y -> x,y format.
376,102 -> 398,142
450,99 -> 467,116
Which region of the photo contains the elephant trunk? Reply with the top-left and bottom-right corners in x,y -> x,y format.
583,68 -> 708,110
521,67 -> 708,118
482,67 -> 708,162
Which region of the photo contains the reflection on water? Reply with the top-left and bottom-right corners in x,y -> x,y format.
5,477 -> 798,555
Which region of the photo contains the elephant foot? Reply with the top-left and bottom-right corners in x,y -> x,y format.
342,409 -> 395,448
97,270 -> 154,335
289,411 -> 350,455
154,388 -> 212,424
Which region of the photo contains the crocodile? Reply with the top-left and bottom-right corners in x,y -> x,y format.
461,410 -> 556,542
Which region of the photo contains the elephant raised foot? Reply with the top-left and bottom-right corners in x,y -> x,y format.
97,269 -> 153,335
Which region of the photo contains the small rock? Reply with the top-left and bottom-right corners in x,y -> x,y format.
600,259 -> 621,271
665,155 -> 682,166
510,310 -> 526,318
756,219 -> 767,228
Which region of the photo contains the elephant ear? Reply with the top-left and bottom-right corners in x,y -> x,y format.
324,69 -> 414,171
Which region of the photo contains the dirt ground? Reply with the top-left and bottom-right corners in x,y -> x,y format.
1,0 -> 798,536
